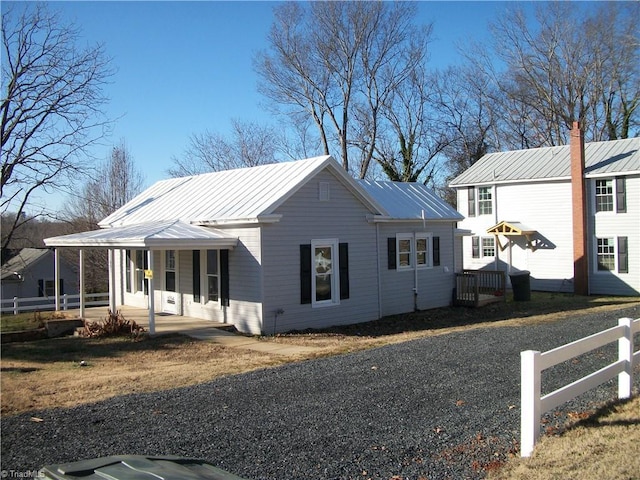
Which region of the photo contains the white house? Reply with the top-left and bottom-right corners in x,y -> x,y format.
1,248 -> 78,300
45,156 -> 463,334
449,124 -> 639,296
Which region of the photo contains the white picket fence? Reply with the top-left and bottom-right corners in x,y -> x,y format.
0,293 -> 109,315
520,316 -> 640,457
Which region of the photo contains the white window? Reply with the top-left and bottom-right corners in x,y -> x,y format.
472,236 -> 495,258
416,233 -> 434,268
595,177 -> 626,213
312,239 -> 339,306
206,249 -> 219,302
397,234 -> 414,268
394,233 -> 435,269
596,237 -> 615,271
125,250 -> 132,293
595,179 -> 614,212
478,187 -> 493,215
165,250 -> 176,292
134,250 -> 148,294
482,237 -> 495,257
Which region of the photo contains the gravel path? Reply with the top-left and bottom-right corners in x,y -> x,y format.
2,306 -> 639,479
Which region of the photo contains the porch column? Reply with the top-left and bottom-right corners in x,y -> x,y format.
54,248 -> 61,311
147,250 -> 156,336
108,249 -> 117,312
79,249 -> 85,318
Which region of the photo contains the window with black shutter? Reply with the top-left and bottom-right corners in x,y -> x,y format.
192,250 -> 200,302
468,187 -> 476,217
618,237 -> 628,274
472,236 -> 480,258
616,177 -> 626,213
387,238 -> 397,269
300,244 -> 312,304
220,249 -> 230,306
433,236 -> 440,266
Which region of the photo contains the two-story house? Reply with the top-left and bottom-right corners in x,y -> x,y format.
450,124 -> 639,296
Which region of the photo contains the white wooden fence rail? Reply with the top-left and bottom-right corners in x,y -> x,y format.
521,316 -> 640,457
0,293 -> 109,315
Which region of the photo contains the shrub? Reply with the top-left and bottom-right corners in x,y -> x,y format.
81,309 -> 145,338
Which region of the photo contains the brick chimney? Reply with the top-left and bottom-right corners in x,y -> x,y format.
571,121 -> 589,295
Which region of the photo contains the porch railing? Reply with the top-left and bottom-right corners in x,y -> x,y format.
0,293 -> 109,315
454,270 -> 506,307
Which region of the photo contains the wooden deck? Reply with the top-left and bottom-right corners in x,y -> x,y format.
454,270 -> 506,307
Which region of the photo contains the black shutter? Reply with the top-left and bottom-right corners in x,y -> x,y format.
300,244 -> 312,304
433,236 -> 440,266
468,187 -> 476,217
59,278 -> 64,295
387,238 -> 397,269
38,279 -> 44,297
616,177 -> 626,213
339,243 -> 349,300
472,236 -> 480,258
192,250 -> 200,302
220,249 -> 230,307
618,237 -> 628,274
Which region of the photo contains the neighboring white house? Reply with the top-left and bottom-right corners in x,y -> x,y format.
45,155 -> 463,334
1,248 -> 79,300
449,126 -> 639,296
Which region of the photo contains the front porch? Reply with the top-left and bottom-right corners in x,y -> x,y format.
68,305 -> 319,355
67,305 -> 228,336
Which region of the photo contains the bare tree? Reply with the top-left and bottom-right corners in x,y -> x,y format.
478,2 -> 639,147
64,141 -> 144,291
168,119 -> 281,177
66,141 -> 144,222
372,65 -> 450,185
1,3 -> 113,258
255,1 -> 431,178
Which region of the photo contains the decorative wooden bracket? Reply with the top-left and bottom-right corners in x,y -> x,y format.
487,221 -> 538,252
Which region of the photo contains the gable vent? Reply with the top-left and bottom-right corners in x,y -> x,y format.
319,182 -> 330,201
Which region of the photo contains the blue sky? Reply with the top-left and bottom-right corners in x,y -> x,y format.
22,1 -> 528,212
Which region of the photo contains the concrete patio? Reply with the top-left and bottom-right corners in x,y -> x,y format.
68,305 -> 318,356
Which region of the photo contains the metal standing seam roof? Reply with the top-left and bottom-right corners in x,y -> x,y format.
44,220 -> 239,249
358,180 -> 463,221
449,137 -> 640,187
99,155 -> 389,227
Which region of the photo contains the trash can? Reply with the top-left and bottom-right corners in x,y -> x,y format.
40,455 -> 249,480
510,270 -> 531,301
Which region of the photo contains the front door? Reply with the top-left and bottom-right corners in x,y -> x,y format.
162,250 -> 178,314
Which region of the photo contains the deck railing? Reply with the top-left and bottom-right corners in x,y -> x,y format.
520,317 -> 639,457
454,270 -> 506,307
0,293 -> 109,315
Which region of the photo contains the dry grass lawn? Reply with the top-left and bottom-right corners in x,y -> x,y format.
1,292 -> 639,478
489,396 -> 640,480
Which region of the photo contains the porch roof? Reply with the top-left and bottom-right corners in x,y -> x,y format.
44,220 -> 239,249
487,220 -> 536,236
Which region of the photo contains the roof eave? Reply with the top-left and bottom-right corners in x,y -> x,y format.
44,238 -> 239,250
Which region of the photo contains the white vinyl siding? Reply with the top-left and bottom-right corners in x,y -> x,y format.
379,223 -> 455,316
261,169 -> 379,333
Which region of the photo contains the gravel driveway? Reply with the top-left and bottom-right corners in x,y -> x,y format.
2,305 -> 639,479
